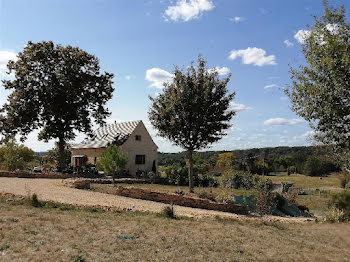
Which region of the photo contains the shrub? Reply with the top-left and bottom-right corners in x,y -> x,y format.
329,190 -> 350,217
255,179 -> 276,216
196,190 -> 216,202
195,173 -> 219,188
220,170 -> 259,190
339,173 -> 350,189
30,193 -> 41,208
325,207 -> 347,223
161,205 -> 176,219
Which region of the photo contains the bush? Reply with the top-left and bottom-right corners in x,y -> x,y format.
325,207 -> 347,223
303,156 -> 337,177
30,193 -> 41,208
340,173 -> 350,189
255,179 -> 276,216
195,173 -> 219,188
329,190 -> 350,218
161,205 -> 176,219
196,190 -> 216,202
220,170 -> 259,190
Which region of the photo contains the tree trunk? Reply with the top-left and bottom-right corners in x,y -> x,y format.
188,149 -> 194,193
58,137 -> 66,172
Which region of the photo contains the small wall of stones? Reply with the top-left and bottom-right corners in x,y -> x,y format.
62,178 -> 91,189
115,186 -> 249,215
0,170 -> 77,179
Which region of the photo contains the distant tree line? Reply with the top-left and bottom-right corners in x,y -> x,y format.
158,146 -> 339,177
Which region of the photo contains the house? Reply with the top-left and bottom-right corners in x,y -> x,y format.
71,120 -> 158,176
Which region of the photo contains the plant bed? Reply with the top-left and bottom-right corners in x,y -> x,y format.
114,186 -> 249,215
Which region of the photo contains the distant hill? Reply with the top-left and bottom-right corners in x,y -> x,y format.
158,146 -> 325,166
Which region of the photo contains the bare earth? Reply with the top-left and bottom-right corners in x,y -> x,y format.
0,177 -> 313,223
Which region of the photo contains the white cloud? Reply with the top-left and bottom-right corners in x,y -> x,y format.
264,117 -> 305,126
264,84 -> 280,90
125,75 -> 131,80
208,66 -> 230,76
228,47 -> 276,66
294,29 -> 311,44
145,68 -> 174,89
280,96 -> 288,101
0,50 -> 17,71
164,0 -> 214,22
283,39 -> 294,47
230,16 -> 244,23
0,50 -> 17,106
293,130 -> 315,142
230,102 -> 252,112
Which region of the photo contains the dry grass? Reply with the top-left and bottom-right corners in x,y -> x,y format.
0,195 -> 350,261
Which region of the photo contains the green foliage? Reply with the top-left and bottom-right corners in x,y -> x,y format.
0,41 -> 114,171
30,193 -> 41,208
97,146 -> 128,183
255,179 -> 276,216
286,4 -> 350,172
330,190 -> 350,217
0,141 -> 36,171
149,57 -> 235,192
303,155 -> 336,176
161,205 -> 176,219
325,207 -> 347,223
216,153 -> 236,168
220,170 -> 259,190
44,143 -> 72,168
340,173 -> 350,189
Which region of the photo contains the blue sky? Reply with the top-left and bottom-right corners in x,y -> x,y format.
0,0 -> 349,152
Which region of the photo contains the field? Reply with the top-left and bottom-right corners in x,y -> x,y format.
1,194 -> 350,262
92,173 -> 345,213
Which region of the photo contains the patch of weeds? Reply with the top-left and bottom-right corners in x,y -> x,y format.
161,205 -> 176,219
71,254 -> 86,262
86,207 -> 104,213
116,233 -> 140,241
30,193 -> 41,208
8,218 -> 19,223
0,243 -> 10,251
26,230 -> 38,235
262,220 -> 286,230
27,212 -> 37,217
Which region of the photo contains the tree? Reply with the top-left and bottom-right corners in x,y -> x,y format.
44,143 -> 72,169
97,145 -> 128,185
285,3 -> 350,173
0,141 -> 36,171
0,41 -> 114,171
216,152 -> 236,169
148,57 -> 235,192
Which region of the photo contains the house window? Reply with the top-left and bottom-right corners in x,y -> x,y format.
135,135 -> 141,141
135,155 -> 145,165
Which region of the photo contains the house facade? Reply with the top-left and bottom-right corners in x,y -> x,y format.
71,120 -> 158,176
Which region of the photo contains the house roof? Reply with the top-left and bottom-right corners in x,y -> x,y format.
72,120 -> 141,149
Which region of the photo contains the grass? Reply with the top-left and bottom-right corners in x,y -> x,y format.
91,172 -> 345,213
0,194 -> 350,261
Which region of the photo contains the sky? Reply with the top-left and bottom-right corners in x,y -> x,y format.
0,0 -> 349,153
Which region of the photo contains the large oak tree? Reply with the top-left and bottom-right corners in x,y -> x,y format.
0,41 -> 114,171
286,3 -> 350,173
149,57 -> 235,192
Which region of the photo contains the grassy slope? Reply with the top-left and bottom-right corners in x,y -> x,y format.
0,195 -> 350,261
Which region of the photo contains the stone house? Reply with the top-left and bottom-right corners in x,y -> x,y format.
71,120 -> 158,176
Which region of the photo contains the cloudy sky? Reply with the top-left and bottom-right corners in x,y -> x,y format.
0,0 -> 349,152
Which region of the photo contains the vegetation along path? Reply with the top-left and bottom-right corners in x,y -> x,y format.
0,177 -> 313,223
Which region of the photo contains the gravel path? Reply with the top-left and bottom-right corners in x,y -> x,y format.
0,177 -> 314,223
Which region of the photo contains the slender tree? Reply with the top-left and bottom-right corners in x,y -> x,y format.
286,3 -> 350,173
149,57 -> 235,192
0,41 -> 114,171
97,145 -> 128,186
